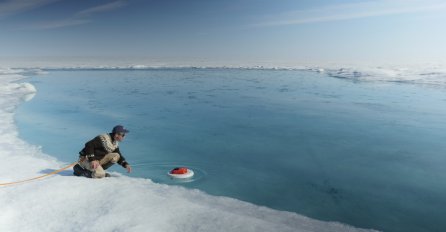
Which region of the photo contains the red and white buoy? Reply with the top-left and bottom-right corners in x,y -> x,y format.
168,167 -> 194,179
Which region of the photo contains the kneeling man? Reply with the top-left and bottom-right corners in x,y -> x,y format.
73,125 -> 132,178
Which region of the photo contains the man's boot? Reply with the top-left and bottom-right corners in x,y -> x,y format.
73,164 -> 92,178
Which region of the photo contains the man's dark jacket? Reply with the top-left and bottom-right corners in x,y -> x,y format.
79,133 -> 129,168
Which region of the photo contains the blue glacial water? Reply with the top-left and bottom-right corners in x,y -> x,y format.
15,68 -> 446,232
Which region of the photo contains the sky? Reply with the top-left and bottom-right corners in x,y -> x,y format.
1,0 -> 446,66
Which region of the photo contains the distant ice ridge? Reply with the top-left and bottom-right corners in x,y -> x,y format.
0,67 -> 47,76
0,70 -> 377,232
322,64 -> 446,87
4,63 -> 446,87
8,62 -> 446,85
33,64 -> 310,70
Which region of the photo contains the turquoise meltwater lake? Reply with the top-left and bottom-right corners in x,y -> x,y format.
15,68 -> 446,232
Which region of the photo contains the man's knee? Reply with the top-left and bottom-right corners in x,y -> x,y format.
99,153 -> 120,166
108,153 -> 120,163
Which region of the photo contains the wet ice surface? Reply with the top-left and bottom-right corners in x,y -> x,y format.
14,67 -> 446,232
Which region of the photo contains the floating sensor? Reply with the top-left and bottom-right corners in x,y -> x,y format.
168,167 -> 194,179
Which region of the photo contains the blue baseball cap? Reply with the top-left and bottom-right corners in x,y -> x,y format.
112,125 -> 129,134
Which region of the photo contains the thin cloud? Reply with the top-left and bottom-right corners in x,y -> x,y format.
254,0 -> 446,27
77,0 -> 127,17
0,0 -> 59,18
29,0 -> 127,30
31,18 -> 90,30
